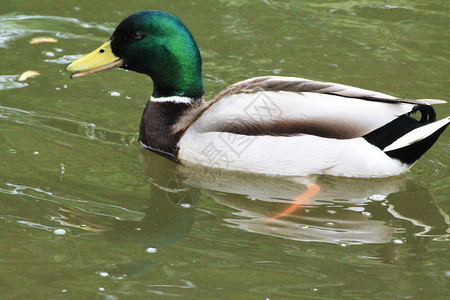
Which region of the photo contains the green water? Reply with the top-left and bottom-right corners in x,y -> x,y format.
1,1 -> 449,299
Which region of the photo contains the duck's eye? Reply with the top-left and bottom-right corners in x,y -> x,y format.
130,31 -> 144,40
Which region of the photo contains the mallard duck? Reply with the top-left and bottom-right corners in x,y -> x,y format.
66,10 -> 449,178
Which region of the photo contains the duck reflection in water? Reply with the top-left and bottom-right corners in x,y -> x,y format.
140,150 -> 448,249
55,149 -> 448,265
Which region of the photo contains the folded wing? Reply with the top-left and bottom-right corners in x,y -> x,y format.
196,76 -> 444,139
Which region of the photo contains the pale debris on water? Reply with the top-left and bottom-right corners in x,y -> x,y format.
146,247 -> 157,253
29,37 -> 58,44
18,71 -> 40,81
53,228 -> 67,235
368,194 -> 386,201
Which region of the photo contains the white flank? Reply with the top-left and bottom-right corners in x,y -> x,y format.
178,131 -> 410,178
150,96 -> 193,104
383,116 -> 450,152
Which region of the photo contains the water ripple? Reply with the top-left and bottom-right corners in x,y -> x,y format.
0,104 -> 137,146
0,13 -> 113,48
0,182 -> 144,222
0,75 -> 28,91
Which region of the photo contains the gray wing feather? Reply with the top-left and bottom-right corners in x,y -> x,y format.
213,76 -> 446,105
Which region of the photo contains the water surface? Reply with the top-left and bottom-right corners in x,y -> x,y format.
0,1 -> 449,299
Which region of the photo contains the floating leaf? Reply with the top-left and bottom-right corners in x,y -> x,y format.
18,70 -> 40,81
29,37 -> 58,44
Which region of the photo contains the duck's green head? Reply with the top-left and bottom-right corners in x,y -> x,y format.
67,10 -> 204,99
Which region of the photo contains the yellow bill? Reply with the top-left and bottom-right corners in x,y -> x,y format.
66,41 -> 123,78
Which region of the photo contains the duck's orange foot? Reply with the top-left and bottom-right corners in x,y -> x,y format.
270,184 -> 320,220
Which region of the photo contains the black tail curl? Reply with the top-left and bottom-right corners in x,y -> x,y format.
364,104 -> 448,165
363,105 -> 437,151
408,105 -> 436,123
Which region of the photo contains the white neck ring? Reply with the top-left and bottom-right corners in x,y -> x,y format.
150,96 -> 193,104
